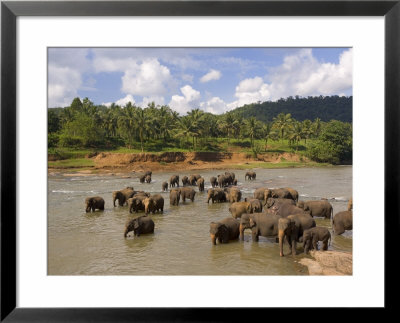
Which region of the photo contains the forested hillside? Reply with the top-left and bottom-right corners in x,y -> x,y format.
230,95 -> 352,123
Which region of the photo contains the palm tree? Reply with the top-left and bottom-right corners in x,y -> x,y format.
273,113 -> 292,143
302,119 -> 313,144
313,117 -> 322,138
117,105 -> 137,149
262,122 -> 272,151
136,108 -> 150,152
175,116 -> 196,150
290,121 -> 303,151
245,117 -> 261,148
186,108 -> 205,150
219,113 -> 238,147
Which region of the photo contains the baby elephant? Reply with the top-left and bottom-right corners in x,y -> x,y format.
302,227 -> 331,254
124,215 -> 155,237
161,182 -> 168,192
143,194 -> 164,214
209,217 -> 240,245
85,196 -> 105,212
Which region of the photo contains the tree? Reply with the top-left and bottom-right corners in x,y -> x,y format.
273,113 -> 292,143
244,117 -> 262,148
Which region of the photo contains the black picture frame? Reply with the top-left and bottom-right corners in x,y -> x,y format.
1,0 -> 398,321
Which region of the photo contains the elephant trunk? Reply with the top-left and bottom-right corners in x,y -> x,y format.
85,204 -> 91,213
210,234 -> 217,245
278,229 -> 285,257
239,224 -> 245,240
124,228 -> 129,238
113,197 -> 117,207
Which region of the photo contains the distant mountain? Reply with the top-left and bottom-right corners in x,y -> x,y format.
229,95 -> 352,123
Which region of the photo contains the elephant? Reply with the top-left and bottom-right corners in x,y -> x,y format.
283,187 -> 299,203
139,175 -> 146,183
332,211 -> 352,235
274,203 -> 307,218
161,182 -> 168,191
85,196 -> 105,212
297,200 -> 333,219
188,175 -> 197,186
124,215 -> 155,237
169,175 -> 180,188
224,187 -> 242,203
278,213 -> 316,257
209,217 -> 240,245
144,170 -> 152,177
169,188 -> 181,206
244,198 -> 263,213
229,201 -> 252,219
197,177 -> 205,192
192,174 -> 202,181
302,227 -> 331,254
239,213 -> 281,241
225,172 -> 235,181
145,174 -> 152,183
179,187 -> 196,202
347,197 -> 353,211
210,176 -> 218,188
207,188 -> 227,203
143,194 -> 164,214
233,179 -> 238,186
182,176 -> 189,186
245,171 -> 256,180
264,197 -> 295,210
254,187 -> 268,200
217,175 -> 229,188
264,188 -> 294,203
127,195 -> 147,213
223,172 -> 234,185
113,187 -> 135,207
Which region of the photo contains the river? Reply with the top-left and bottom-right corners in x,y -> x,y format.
48,166 -> 352,275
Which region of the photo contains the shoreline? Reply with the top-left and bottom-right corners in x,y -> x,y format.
48,151 -> 345,176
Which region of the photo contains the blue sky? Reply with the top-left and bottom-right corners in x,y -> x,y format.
48,47 -> 352,114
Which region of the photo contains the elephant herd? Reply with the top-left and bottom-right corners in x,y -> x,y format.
84,169 -> 353,257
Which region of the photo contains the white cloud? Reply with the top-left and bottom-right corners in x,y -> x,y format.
140,96 -> 165,108
169,85 -> 201,115
226,48 -> 353,110
200,69 -> 221,83
200,97 -> 229,114
48,65 -> 82,107
121,59 -> 172,97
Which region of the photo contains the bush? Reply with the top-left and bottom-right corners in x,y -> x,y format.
48,133 -> 59,148
58,134 -> 83,148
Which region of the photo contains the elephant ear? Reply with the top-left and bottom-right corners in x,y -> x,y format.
133,219 -> 140,230
219,224 -> 229,239
249,216 -> 256,227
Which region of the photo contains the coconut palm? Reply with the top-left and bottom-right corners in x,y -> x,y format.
273,113 -> 292,143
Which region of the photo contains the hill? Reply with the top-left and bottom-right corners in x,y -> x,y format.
229,95 -> 352,123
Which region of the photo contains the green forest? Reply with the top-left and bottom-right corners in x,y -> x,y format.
48,96 -> 353,165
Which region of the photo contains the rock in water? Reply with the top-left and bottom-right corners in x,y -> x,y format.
299,251 -> 352,275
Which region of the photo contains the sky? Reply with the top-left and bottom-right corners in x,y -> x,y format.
48,47 -> 352,115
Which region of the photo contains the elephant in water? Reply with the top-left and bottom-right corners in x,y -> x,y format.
239,213 -> 281,241
245,171 -> 256,180
278,213 -> 316,257
127,195 -> 147,213
210,176 -> 218,188
297,200 -> 333,219
169,175 -> 180,188
145,175 -> 152,183
143,194 -> 164,214
182,176 -> 189,186
124,215 -> 154,237
209,217 -> 240,245
170,188 -> 181,206
224,187 -> 241,203
161,182 -> 168,192
197,177 -> 205,192
207,188 -> 227,203
229,201 -> 252,219
179,187 -> 196,202
254,187 -> 268,201
245,198 -> 263,213
302,227 -> 331,254
332,211 -> 352,235
85,196 -> 105,212
264,188 -> 294,203
113,187 -> 135,207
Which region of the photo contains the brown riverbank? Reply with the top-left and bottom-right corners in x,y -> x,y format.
48,151 -> 319,175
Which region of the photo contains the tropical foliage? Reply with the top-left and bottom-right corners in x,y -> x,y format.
48,96 -> 353,164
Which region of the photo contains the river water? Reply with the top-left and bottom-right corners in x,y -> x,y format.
48,166 -> 352,275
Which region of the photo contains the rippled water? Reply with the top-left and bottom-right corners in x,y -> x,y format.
48,166 -> 352,275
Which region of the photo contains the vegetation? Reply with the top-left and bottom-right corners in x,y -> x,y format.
48,96 -> 353,165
